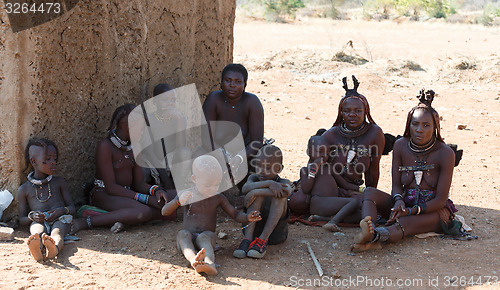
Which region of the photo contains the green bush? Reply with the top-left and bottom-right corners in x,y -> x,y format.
478,3 -> 500,26
263,0 -> 305,20
423,0 -> 453,18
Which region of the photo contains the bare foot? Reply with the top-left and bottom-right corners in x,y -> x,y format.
192,248 -> 218,276
308,215 -> 330,222
350,242 -> 382,252
354,216 -> 375,244
323,222 -> 341,232
70,217 -> 88,234
27,234 -> 44,262
110,222 -> 125,233
41,233 -> 59,259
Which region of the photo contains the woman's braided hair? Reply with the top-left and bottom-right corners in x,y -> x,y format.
403,89 -> 444,142
333,75 -> 376,127
107,104 -> 136,137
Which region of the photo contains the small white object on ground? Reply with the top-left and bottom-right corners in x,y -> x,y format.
0,226 -> 14,241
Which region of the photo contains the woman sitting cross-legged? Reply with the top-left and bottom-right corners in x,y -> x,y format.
352,89 -> 457,252
71,104 -> 176,234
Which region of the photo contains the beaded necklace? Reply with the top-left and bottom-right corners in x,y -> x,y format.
338,121 -> 369,138
408,136 -> 436,154
110,129 -> 132,151
28,172 -> 53,202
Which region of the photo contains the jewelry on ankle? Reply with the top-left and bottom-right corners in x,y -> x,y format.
86,216 -> 93,229
374,227 -> 390,242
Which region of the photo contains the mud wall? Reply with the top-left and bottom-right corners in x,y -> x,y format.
0,0 -> 235,220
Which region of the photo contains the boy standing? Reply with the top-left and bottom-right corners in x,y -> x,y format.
162,155 -> 261,275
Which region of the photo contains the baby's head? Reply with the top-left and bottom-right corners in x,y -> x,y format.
191,155 -> 223,198
24,138 -> 59,176
307,136 -> 329,161
253,145 -> 283,181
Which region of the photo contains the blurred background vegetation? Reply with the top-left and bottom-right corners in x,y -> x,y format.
237,0 -> 500,25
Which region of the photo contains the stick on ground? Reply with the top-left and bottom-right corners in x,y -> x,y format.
302,240 -> 323,276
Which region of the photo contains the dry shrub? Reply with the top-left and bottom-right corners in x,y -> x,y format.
387,60 -> 425,72
332,40 -> 369,65
402,60 -> 425,71
332,52 -> 369,65
455,60 -> 477,70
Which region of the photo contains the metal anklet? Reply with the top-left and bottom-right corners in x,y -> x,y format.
374,227 -> 390,242
86,216 -> 93,229
395,218 -> 405,240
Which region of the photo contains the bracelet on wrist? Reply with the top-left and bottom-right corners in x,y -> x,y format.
420,204 -> 427,214
308,164 -> 317,178
392,193 -> 403,201
407,207 -> 412,216
28,211 -> 35,221
135,193 -> 149,204
149,185 -> 159,196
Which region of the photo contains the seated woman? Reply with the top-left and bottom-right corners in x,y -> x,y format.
71,104 -> 175,233
352,89 -> 457,252
289,76 -> 385,225
201,64 -> 264,189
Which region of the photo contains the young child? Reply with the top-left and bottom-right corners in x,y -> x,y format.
233,145 -> 291,259
17,138 -> 75,262
161,155 -> 261,275
289,136 -> 359,232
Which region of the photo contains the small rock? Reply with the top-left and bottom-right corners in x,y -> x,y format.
0,227 -> 14,241
261,80 -> 266,84
473,140 -> 477,144
276,97 -> 281,101
456,124 -> 467,130
333,232 -> 346,237
286,110 -> 292,114
305,115 -> 311,120
332,243 -> 338,249
330,270 -> 341,278
218,232 -> 228,239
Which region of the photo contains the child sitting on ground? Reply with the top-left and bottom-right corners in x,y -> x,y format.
161,155 -> 261,275
17,138 -> 76,262
233,145 -> 291,259
288,136 -> 359,232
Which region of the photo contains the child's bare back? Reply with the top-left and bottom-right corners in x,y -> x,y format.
307,163 -> 339,197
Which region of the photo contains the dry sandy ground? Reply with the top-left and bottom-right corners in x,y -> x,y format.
1,18 -> 499,289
